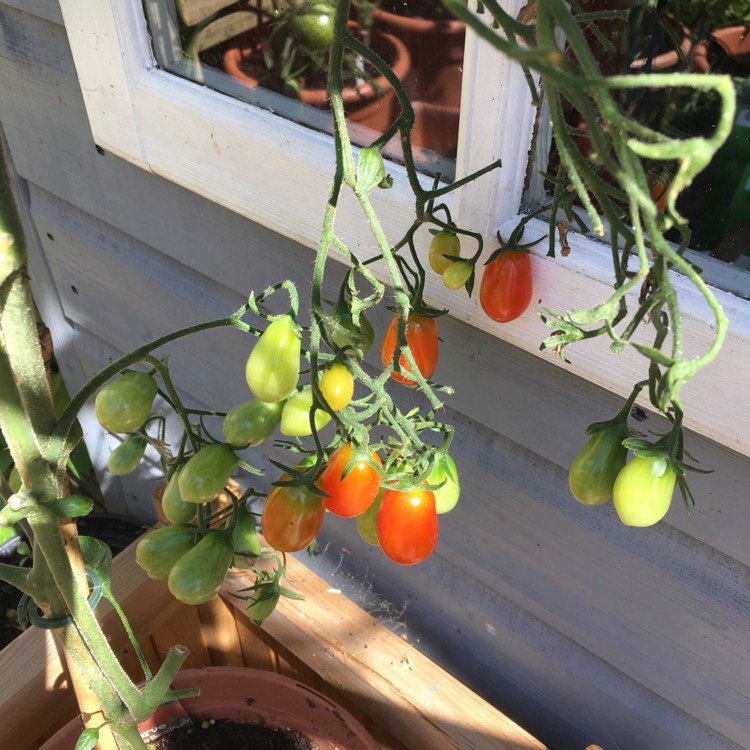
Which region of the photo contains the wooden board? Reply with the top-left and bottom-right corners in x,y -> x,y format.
0,540 -> 544,750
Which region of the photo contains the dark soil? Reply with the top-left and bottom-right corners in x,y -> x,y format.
0,566 -> 24,649
151,718 -> 316,750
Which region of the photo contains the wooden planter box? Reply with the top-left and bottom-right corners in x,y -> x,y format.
0,541 -> 546,750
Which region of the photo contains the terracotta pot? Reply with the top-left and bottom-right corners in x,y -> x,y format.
410,100 -> 459,155
41,667 -> 380,749
692,25 -> 750,73
371,8 -> 465,108
222,23 -> 410,134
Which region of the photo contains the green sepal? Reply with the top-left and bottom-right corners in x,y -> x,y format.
356,147 -> 386,195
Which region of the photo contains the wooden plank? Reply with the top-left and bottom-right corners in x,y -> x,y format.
0,0 -> 63,26
196,595 -> 246,667
222,564 -> 546,750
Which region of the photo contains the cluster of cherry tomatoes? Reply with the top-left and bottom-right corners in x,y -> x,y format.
94,299 -> 462,622
428,230 -> 534,323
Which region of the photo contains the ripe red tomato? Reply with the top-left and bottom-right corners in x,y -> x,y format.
319,444 -> 382,518
376,487 -> 438,565
380,314 -> 439,386
479,250 -> 533,323
261,479 -> 325,552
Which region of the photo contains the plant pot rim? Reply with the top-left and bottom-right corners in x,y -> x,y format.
372,7 -> 465,33
222,23 -> 410,108
40,666 -> 380,750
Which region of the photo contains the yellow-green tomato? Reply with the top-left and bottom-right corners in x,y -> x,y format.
135,524 -> 199,580
223,399 -> 283,449
612,455 -> 677,527
319,363 -> 354,412
356,489 -> 383,546
178,444 -> 238,504
245,316 -> 301,403
168,531 -> 235,605
428,454 -> 460,514
161,467 -> 196,525
428,231 -> 460,275
568,426 -> 628,506
108,434 -> 147,476
95,372 -> 157,433
280,388 -> 331,437
442,260 -> 473,290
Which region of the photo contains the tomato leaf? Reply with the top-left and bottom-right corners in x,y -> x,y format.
74,728 -> 99,750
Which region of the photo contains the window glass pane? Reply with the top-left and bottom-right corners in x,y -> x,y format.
143,1 -> 465,179
525,0 -> 749,287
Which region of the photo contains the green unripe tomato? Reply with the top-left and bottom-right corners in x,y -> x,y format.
245,584 -> 281,627
356,489 -> 383,546
280,388 -> 331,437
428,454 -> 460,514
168,531 -> 235,605
178,444 -> 238,504
246,316 -> 301,403
108,434 -> 147,476
231,503 -> 262,568
612,455 -> 677,527
291,3 -> 335,52
95,372 -> 157,433
568,426 -> 628,506
330,310 -> 375,353
223,399 -> 283,449
428,231 -> 460,275
135,524 -> 199,580
442,260 -> 473,290
161,467 -> 196,524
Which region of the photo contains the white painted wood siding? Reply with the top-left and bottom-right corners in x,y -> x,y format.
0,4 -> 748,750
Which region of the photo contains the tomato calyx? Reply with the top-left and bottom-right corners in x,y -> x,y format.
483,227 -> 544,267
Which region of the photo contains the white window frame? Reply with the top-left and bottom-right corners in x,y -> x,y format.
58,0 -> 750,457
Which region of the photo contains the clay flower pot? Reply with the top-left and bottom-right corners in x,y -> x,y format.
371,6 -> 465,108
222,23 -> 410,134
41,667 -> 380,749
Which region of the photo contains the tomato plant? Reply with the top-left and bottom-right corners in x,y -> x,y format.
319,443 -> 382,517
245,315 -> 301,403
290,2 -> 335,52
427,454 -> 460,514
380,314 -> 439,386
568,426 -> 628,506
376,486 -> 438,565
262,479 -> 325,552
107,434 -> 147,476
479,250 -> 533,323
223,398 -> 283,449
612,454 -> 677,527
95,371 -> 157,434
178,443 -> 238,504
160,467 -> 196,524
429,230 -> 460,275
280,387 -> 332,436
168,530 -> 235,605
135,524 -> 198,581
319,363 -> 354,412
